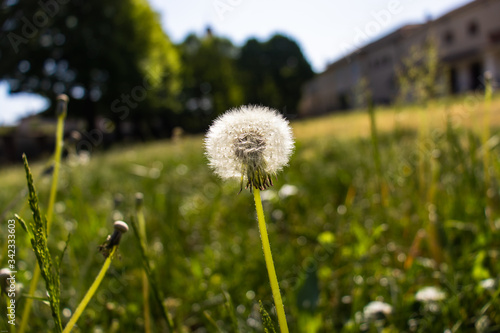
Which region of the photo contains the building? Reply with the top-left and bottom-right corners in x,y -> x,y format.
299,0 -> 500,116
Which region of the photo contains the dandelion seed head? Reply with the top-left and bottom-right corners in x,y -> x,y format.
113,220 -> 129,234
205,105 -> 294,190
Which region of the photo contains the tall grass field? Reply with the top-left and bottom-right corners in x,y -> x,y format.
1,93 -> 500,332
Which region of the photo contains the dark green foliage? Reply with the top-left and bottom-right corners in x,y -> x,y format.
177,32 -> 314,132
238,35 -> 314,114
296,266 -> 319,313
22,154 -> 62,332
0,0 -> 180,131
223,290 -> 240,332
178,33 -> 243,132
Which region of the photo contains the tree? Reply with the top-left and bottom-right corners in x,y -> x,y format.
237,34 -> 314,115
178,31 -> 243,132
0,0 -> 180,135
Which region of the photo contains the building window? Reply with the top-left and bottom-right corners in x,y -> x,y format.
468,21 -> 479,36
443,31 -> 454,45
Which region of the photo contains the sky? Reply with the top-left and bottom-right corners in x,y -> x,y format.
0,0 -> 472,126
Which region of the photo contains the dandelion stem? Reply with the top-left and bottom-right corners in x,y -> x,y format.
130,217 -> 175,331
19,112 -> 65,333
253,189 -> 289,333
62,246 -> 117,333
47,114 -> 65,231
19,268 -> 41,333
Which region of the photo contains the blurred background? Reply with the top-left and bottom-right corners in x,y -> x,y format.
1,0 -> 493,164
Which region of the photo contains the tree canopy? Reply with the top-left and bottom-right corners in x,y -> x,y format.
238,34 -> 314,115
1,2 -> 315,135
0,0 -> 181,132
177,32 -> 315,132
178,31 -> 243,132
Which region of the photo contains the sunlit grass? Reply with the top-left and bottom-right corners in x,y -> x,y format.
293,93 -> 500,141
0,92 -> 499,331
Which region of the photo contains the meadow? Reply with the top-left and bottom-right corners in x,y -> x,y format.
1,92 -> 500,332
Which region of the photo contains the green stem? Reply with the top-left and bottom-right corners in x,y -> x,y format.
62,246 -> 117,333
368,100 -> 385,205
4,296 -> 14,332
253,189 -> 289,333
137,206 -> 151,333
130,217 -> 175,331
19,113 -> 65,333
47,114 -> 65,231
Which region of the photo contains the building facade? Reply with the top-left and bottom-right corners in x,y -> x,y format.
299,0 -> 500,116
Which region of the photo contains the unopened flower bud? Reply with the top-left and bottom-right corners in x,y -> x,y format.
135,192 -> 144,209
56,94 -> 69,117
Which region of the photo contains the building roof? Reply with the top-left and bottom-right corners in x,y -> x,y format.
324,0 -> 482,72
325,24 -> 424,72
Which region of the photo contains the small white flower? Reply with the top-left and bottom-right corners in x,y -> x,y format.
260,189 -> 277,202
479,278 -> 496,291
205,105 -> 294,191
415,286 -> 446,302
278,184 -> 298,199
363,301 -> 393,320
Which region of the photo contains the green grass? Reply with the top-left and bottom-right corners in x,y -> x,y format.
1,92 -> 500,332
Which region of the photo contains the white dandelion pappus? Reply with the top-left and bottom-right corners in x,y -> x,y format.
415,286 -> 446,302
205,105 -> 294,191
363,301 -> 393,321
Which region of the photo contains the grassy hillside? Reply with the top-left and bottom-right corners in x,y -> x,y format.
1,93 -> 500,332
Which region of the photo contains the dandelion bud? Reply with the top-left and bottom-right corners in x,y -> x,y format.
135,192 -> 144,209
56,94 -> 69,117
98,221 -> 129,258
205,105 -> 294,192
113,220 -> 129,234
